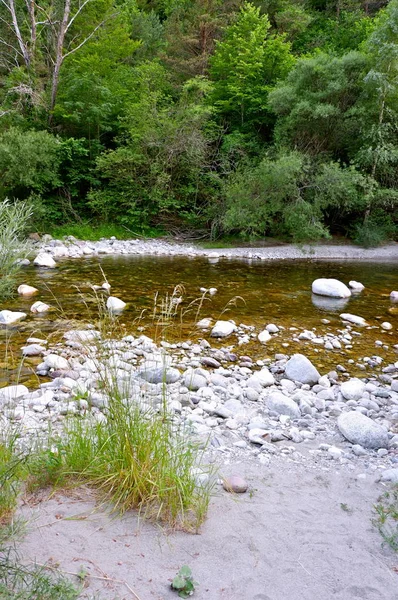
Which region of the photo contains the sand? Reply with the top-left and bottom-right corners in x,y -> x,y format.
15,458 -> 397,600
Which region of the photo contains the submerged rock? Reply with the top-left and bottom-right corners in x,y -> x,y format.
106,296 -> 126,312
31,301 -> 50,313
284,354 -> 320,385
349,281 -> 365,292
0,310 -> 27,325
18,284 -> 38,296
337,411 -> 389,449
340,313 -> 367,326
312,278 -> 351,298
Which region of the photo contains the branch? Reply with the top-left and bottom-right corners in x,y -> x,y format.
65,0 -> 91,34
63,15 -> 114,60
0,36 -> 22,56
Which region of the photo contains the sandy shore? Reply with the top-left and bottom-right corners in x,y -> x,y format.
17,458 -> 397,600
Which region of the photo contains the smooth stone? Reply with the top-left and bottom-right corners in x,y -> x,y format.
30,301 -> 50,313
258,330 -> 271,344
222,476 -> 248,494
266,324 -> 279,333
44,354 -> 69,370
183,369 -> 208,391
381,322 -> 392,331
378,469 -> 398,484
21,344 -> 46,356
201,357 -> 221,368
18,284 -> 38,296
267,391 -> 301,419
349,281 -> 365,292
0,310 -> 27,325
390,291 -> 398,302
33,253 -> 56,268
340,378 -> 366,401
340,313 -> 367,326
210,320 -> 236,338
107,296 -> 126,312
196,318 -> 213,329
137,366 -> 180,384
0,384 -> 29,402
284,354 -> 320,385
337,411 -> 389,449
312,278 -> 351,298
251,367 -> 275,387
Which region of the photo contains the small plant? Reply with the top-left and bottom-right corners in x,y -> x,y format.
373,487 -> 398,552
171,565 -> 198,598
340,503 -> 353,514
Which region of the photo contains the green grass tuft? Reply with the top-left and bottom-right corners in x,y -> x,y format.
46,222 -> 164,241
373,487 -> 398,552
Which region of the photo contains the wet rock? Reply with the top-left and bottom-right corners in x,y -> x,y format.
210,320 -> 236,338
284,354 -> 320,386
258,330 -> 271,344
349,281 -> 364,292
21,344 -> 46,357
340,378 -> 366,401
222,476 -> 248,493
0,310 -> 27,325
106,296 -> 126,312
381,322 -> 392,331
267,391 -> 301,419
18,284 -> 38,296
339,313 -> 367,326
30,301 -> 50,313
33,253 -> 56,268
312,278 -> 351,298
337,411 -> 389,449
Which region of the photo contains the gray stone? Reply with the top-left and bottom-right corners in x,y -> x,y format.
284,354 -> 320,385
0,384 -> 29,403
44,354 -> 69,370
21,344 -> 46,357
267,392 -> 300,419
337,411 -> 389,449
0,310 -> 27,325
33,253 -> 56,268
106,296 -> 126,312
251,367 -> 275,387
183,369 -> 208,391
137,366 -> 180,384
340,313 -> 367,327
378,469 -> 398,483
223,476 -> 248,493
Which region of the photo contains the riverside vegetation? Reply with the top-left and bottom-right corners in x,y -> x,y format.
0,0 -> 398,245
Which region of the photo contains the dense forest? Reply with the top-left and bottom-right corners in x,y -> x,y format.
0,0 -> 397,244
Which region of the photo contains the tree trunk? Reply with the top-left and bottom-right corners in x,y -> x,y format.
49,0 -> 71,122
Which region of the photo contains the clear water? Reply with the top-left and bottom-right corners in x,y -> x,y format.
1,255 -> 397,384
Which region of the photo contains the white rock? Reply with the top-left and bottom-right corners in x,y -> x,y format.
378,469 -> 398,484
22,344 -> 46,356
340,313 -> 367,326
250,367 -> 275,387
0,384 -> 29,402
340,378 -> 366,401
196,318 -> 213,329
312,278 -> 351,298
30,301 -> 50,313
210,320 -> 236,338
102,282 -> 111,291
381,322 -> 392,331
0,310 -> 27,325
349,281 -> 365,292
390,291 -> 398,302
44,354 -> 69,370
106,296 -> 126,312
266,323 -> 279,333
33,253 -> 56,268
258,330 -> 271,344
209,287 -> 217,295
17,284 -> 38,296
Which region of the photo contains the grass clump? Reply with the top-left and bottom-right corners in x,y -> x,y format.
0,430 -> 26,524
0,199 -> 32,300
373,487 -> 398,552
29,393 -> 211,532
47,221 -> 164,241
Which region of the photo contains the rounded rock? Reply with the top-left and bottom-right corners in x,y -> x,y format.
222,476 -> 248,494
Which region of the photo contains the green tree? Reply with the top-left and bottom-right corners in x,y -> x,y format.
210,2 -> 294,128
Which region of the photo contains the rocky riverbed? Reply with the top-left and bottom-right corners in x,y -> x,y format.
1,320 -> 398,482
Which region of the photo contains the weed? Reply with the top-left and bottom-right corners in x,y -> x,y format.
340,503 -> 353,514
373,487 -> 398,552
171,565 -> 198,598
0,428 -> 27,523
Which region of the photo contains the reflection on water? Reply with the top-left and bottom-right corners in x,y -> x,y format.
1,255 -> 397,383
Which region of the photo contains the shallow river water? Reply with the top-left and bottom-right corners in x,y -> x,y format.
1,255 -> 397,384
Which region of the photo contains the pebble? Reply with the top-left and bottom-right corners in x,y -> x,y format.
222,476 -> 248,494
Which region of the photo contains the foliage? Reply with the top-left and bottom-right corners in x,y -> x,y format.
0,199 -> 33,300
210,2 -> 295,129
171,565 -> 198,598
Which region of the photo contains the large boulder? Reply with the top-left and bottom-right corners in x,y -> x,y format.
210,320 -> 236,338
312,278 -> 351,298
267,391 -> 300,419
340,378 -> 366,401
33,253 -> 56,268
0,310 -> 27,325
337,411 -> 389,449
284,354 -> 320,385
